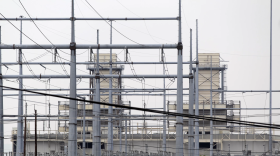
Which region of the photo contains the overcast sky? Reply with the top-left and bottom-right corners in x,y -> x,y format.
1,0 -> 280,152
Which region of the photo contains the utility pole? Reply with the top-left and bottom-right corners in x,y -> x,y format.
35,110 -> 37,156
210,56 -> 213,156
69,0 -> 77,155
93,30 -> 101,156
269,0 -> 273,155
188,29 -> 194,156
16,15 -> 24,156
176,0 -> 184,155
125,116 -> 127,155
108,20 -> 113,152
162,46 -> 166,154
82,97 -> 86,156
24,116 -> 27,156
194,19 -> 200,156
0,25 -> 4,155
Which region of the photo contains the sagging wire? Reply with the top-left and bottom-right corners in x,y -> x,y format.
162,48 -> 175,88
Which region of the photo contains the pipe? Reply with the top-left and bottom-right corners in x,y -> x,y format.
3,93 -> 189,96
194,19 -> 199,156
1,17 -> 178,21
210,56 -> 213,156
82,97 -> 86,156
125,116 -> 127,155
2,74 -> 192,79
107,20 -> 113,152
162,48 -> 166,153
3,88 -> 189,91
1,61 -> 193,65
176,0 -> 184,155
68,0 -> 77,155
93,30 -> 101,156
0,25 -> 3,154
119,116 -> 122,152
269,0 -> 273,155
188,29 -> 194,156
16,17 -> 23,156
0,44 -> 178,49
221,70 -> 224,103
212,90 -> 280,92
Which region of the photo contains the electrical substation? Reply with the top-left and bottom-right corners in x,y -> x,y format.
0,0 -> 278,156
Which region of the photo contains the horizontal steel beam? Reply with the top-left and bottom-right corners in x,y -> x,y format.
214,108 -> 280,110
3,93 -> 188,96
1,62 -> 193,65
0,44 -> 178,49
2,74 -> 190,79
1,17 -> 178,21
192,67 -> 226,71
4,88 -> 189,91
212,90 -> 280,92
4,114 -> 166,118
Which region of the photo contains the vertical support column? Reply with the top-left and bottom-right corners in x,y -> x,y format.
93,30 -> 101,156
0,26 -> 4,156
68,0 -> 77,155
58,101 -> 60,133
210,56 -> 213,156
89,48 -> 94,101
125,116 -> 127,155
188,29 -> 194,156
176,0 -> 184,155
16,16 -> 23,156
194,19 -> 200,156
82,97 -> 86,156
35,110 -> 37,156
119,116 -> 122,152
162,48 -> 167,154
108,20 -> 113,152
24,117 -> 26,156
221,70 -> 224,103
269,0 -> 273,155
129,101 -> 132,152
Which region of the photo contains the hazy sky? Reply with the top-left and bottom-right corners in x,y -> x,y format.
1,0 -> 280,152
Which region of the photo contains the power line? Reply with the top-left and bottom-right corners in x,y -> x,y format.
1,85 -> 280,130
85,0 -> 144,46
18,0 -> 70,75
0,13 -> 70,76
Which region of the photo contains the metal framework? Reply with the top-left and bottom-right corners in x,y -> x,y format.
0,0 -> 188,156
0,0 -> 275,156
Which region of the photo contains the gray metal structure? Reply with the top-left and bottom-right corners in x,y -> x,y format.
210,56 -> 213,156
68,0 -> 77,155
108,20 -> 114,152
269,0 -> 273,156
194,19 -> 199,156
188,29 -> 194,156
175,0 -> 184,156
93,30 -> 101,156
1,0 -> 275,155
0,26 -> 3,155
16,17 -> 23,156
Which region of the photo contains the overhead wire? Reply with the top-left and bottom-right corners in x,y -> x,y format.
18,0 -> 70,75
2,85 -> 280,130
85,0 -> 145,46
115,0 -> 160,43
